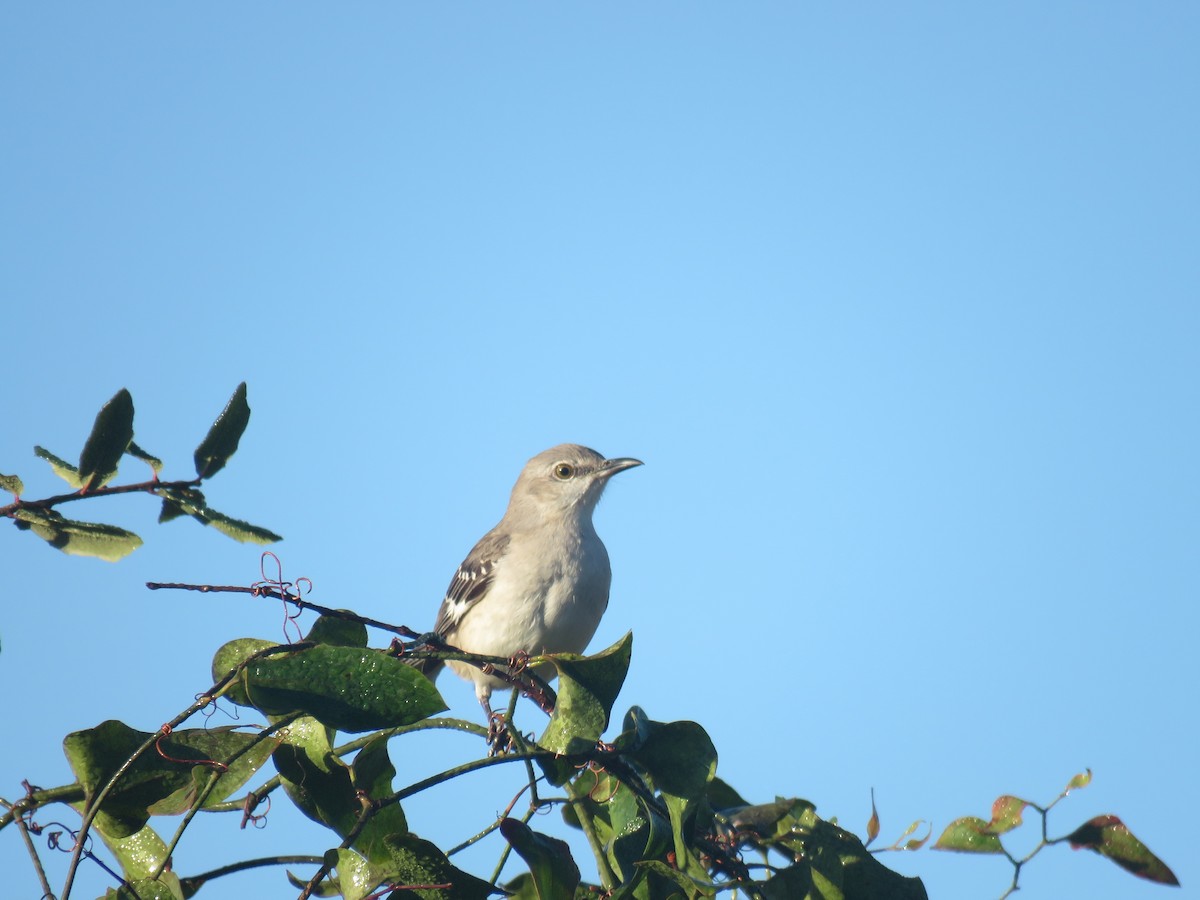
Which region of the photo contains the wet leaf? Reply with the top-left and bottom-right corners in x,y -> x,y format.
245,644 -> 446,732
194,382 -> 250,479
932,817 -> 1004,854
126,441 -> 163,475
79,388 -> 134,490
1067,814 -> 1179,885
14,507 -> 143,561
500,817 -> 580,900
34,446 -> 83,488
0,472 -> 23,496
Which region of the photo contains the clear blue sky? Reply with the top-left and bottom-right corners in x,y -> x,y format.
2,5 -> 1196,898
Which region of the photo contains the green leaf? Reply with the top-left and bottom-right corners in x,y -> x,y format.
79,388 -> 135,490
194,382 -> 250,479
13,507 -> 143,561
200,507 -> 282,544
245,644 -> 447,732
94,821 -> 172,881
1066,814 -> 1179,885
273,716 -> 359,836
631,860 -> 715,899
0,472 -> 23,496
1066,768 -> 1092,791
932,816 -> 1004,854
539,632 -> 633,757
64,720 -> 276,838
616,707 -> 717,801
500,817 -> 581,900
154,484 -> 281,543
350,734 -> 409,865
212,637 -> 278,706
984,795 -> 1027,835
304,614 -> 369,648
34,445 -> 84,488
105,876 -> 184,900
126,441 -> 164,475
380,832 -> 497,899
331,848 -> 378,900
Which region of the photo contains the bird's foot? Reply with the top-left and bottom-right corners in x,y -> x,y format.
486,711 -> 516,756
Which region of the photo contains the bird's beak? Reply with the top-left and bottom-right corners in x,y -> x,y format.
599,457 -> 643,478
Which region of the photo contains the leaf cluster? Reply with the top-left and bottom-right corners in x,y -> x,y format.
0,384 -> 279,560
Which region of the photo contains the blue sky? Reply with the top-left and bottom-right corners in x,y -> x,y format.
2,5 -> 1196,898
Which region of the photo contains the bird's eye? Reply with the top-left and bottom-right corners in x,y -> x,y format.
553,462 -> 575,480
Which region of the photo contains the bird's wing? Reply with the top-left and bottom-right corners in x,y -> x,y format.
432,528 -> 512,637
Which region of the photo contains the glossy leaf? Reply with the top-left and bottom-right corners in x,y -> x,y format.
273,716 -> 360,837
539,631 -> 633,756
1067,814 -> 1179,885
932,816 -> 1004,854
0,472 -> 23,496
211,637 -> 278,706
349,734 -> 409,864
984,795 -> 1027,834
616,707 -> 716,800
633,860 -> 715,899
64,720 -> 275,838
381,832 -> 496,899
306,614 -> 369,648
245,644 -> 447,732
79,388 -> 134,490
500,817 -> 580,900
193,382 -> 250,479
34,445 -> 84,488
94,822 -> 171,882
126,441 -> 164,475
107,877 -> 183,900
13,507 -> 143,561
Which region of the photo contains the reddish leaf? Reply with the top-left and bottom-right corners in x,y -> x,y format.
1067,815 -> 1179,886
985,795 -> 1028,835
866,790 -> 880,846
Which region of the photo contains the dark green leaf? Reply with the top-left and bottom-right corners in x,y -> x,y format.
500,817 -> 580,900
631,860 -> 715,899
0,473 -> 23,496
14,507 -> 143,561
539,632 -> 633,757
381,832 -> 497,899
64,720 -> 274,838
246,644 -> 447,732
1066,814 -> 1179,885
126,441 -> 164,475
79,388 -> 135,490
350,735 -> 409,865
273,716 -> 359,836
34,445 -> 83,488
307,614 -> 369,648
154,484 -> 281,543
616,707 -> 716,800
193,382 -> 250,479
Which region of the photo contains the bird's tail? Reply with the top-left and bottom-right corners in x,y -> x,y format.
403,655 -> 444,680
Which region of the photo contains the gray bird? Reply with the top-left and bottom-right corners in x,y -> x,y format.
417,444 -> 642,722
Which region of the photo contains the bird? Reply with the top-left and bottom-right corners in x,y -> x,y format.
413,444 -> 642,725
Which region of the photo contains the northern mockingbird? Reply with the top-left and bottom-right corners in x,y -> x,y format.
415,444 -> 642,722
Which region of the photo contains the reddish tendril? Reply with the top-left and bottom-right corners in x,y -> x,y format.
253,551 -> 313,642
155,724 -> 229,773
